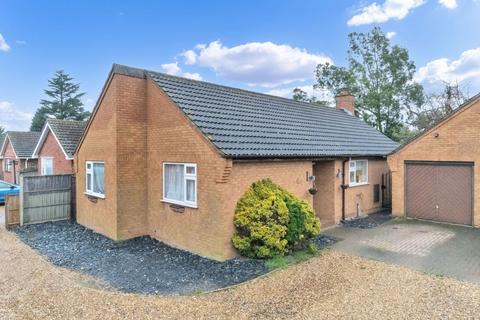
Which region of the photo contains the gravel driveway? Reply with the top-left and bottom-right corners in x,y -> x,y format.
1,226 -> 480,319
0,205 -> 4,225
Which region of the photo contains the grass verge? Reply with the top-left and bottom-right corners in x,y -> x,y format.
264,242 -> 321,271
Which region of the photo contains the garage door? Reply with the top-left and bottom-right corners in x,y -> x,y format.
405,162 -> 473,225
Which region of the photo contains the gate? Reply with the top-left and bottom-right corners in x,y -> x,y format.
381,171 -> 392,209
20,174 -> 74,225
5,194 -> 20,229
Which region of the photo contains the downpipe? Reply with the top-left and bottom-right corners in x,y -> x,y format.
340,158 -> 350,222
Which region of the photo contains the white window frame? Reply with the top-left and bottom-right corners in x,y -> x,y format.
349,159 -> 369,186
4,159 -> 13,172
162,162 -> 197,208
41,157 -> 54,175
85,161 -> 105,198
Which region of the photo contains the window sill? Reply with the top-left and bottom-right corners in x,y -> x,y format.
84,192 -> 105,199
349,183 -> 369,188
161,199 -> 197,209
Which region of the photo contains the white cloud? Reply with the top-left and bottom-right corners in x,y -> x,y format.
386,31 -> 397,39
184,40 -> 332,87
415,48 -> 480,90
15,40 -> 26,45
182,72 -> 203,81
160,62 -> 203,81
347,0 -> 425,26
161,62 -> 181,75
266,85 -> 334,104
182,50 -> 197,65
439,0 -> 458,9
0,101 -> 33,131
0,33 -> 11,52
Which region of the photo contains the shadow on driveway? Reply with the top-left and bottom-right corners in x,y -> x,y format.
324,218 -> 480,284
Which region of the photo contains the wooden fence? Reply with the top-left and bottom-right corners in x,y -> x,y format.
5,194 -> 20,230
20,174 -> 74,225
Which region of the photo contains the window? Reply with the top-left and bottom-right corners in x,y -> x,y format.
86,161 -> 105,198
4,159 -> 13,172
163,163 -> 197,207
41,157 -> 53,175
349,160 -> 368,186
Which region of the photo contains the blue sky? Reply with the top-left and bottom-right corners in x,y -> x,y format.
1,0 -> 479,130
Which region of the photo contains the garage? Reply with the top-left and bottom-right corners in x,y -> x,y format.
405,162 -> 473,226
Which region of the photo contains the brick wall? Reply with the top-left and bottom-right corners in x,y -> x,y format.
313,159 -> 388,227
2,139 -> 18,184
38,130 -> 74,175
75,74 -> 119,239
388,98 -> 480,226
146,78 -> 231,260
115,74 -> 148,239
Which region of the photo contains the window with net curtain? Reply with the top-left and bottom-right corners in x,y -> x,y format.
86,161 -> 105,197
163,163 -> 197,206
349,160 -> 368,185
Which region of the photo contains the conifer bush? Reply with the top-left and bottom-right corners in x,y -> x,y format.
232,179 -> 321,258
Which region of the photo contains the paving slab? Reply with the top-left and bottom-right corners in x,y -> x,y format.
324,218 -> 480,284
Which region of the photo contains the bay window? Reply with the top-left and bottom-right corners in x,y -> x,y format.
86,161 -> 105,198
349,160 -> 368,186
163,163 -> 197,207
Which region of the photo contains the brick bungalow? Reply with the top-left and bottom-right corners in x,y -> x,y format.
75,64 -> 397,260
388,93 -> 480,227
32,118 -> 87,175
0,131 -> 41,184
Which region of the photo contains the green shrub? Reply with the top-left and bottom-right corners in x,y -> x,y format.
232,179 -> 321,259
284,193 -> 321,250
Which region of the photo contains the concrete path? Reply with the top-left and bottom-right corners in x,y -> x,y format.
325,218 -> 480,284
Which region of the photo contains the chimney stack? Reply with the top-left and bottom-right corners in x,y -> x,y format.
335,89 -> 355,115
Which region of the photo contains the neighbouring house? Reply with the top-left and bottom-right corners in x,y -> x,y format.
388,93 -> 480,227
0,131 -> 41,184
75,64 -> 397,260
32,118 -> 87,175
0,133 -> 5,180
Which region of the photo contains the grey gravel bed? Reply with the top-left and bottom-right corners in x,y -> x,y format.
341,211 -> 392,229
15,221 -> 268,295
14,221 -> 336,295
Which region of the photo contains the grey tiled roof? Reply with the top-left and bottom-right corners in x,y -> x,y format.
7,131 -> 41,158
47,119 -> 87,158
115,64 -> 398,158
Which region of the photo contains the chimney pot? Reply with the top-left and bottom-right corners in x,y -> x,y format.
335,89 -> 355,115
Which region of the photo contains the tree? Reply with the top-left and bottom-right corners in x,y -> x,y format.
292,87 -> 329,107
30,70 -> 90,131
410,82 -> 468,131
315,27 -> 424,141
0,125 -> 5,136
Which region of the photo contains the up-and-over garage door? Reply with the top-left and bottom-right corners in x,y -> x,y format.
405,162 -> 473,226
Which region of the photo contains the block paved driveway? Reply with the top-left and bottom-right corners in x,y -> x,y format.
324,218 -> 480,284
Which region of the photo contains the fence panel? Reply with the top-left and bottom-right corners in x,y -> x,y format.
21,174 -> 73,225
5,194 -> 20,229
